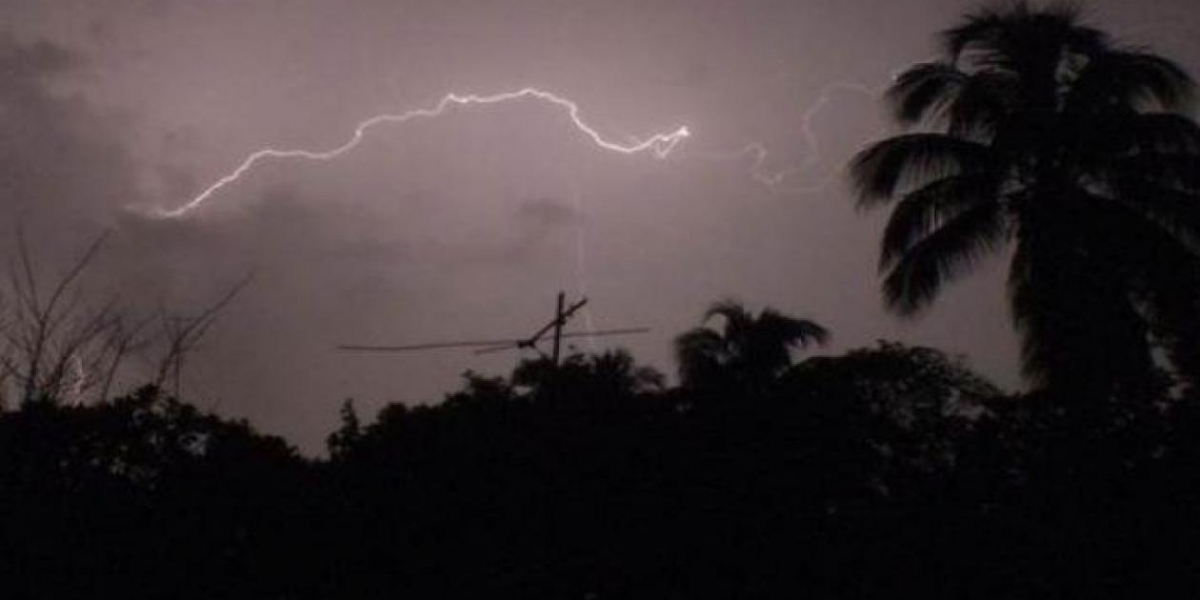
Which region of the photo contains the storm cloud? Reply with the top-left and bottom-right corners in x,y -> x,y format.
2,0 -> 1197,451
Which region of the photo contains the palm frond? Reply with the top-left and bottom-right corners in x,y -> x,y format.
880,171 -> 1003,269
887,62 -> 966,124
758,309 -> 830,348
1107,175 -> 1200,252
945,2 -> 1106,71
883,200 -> 1008,315
1135,252 -> 1200,388
1065,189 -> 1194,280
1008,231 -> 1154,391
947,70 -> 1019,138
703,300 -> 752,342
1082,198 -> 1200,388
702,300 -> 749,325
943,2 -> 1019,60
1129,113 -> 1200,155
1072,50 -> 1196,112
1055,11 -> 1111,58
674,328 -> 724,355
1113,154 -> 1200,194
673,328 -> 725,384
850,134 -> 994,208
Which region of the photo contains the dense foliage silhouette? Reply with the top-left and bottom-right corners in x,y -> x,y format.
674,300 -> 828,396
3,337 -> 1199,597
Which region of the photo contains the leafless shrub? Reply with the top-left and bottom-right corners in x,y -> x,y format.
0,227 -> 250,406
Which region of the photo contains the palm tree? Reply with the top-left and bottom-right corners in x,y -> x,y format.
849,2 -> 1200,398
513,350 -> 664,402
674,300 -> 828,391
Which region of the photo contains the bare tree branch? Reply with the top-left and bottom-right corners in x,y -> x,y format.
152,273 -> 254,398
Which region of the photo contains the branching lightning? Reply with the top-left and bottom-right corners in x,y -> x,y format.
157,71 -> 913,218
688,81 -> 880,195
687,67 -> 916,196
158,87 -> 691,217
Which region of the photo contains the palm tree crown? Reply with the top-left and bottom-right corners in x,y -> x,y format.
674,300 -> 828,390
849,1 -> 1200,396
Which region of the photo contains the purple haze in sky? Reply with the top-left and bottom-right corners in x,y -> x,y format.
2,0 -> 1198,451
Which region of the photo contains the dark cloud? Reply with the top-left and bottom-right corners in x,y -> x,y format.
0,35 -> 76,79
517,197 -> 578,228
0,36 -> 137,236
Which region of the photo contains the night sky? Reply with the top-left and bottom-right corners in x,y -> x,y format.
3,0 -> 1199,452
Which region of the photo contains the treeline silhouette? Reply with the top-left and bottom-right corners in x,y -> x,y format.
5,1 -> 1200,597
2,340 -> 1199,597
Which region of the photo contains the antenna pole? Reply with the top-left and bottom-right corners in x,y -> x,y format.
552,291 -> 565,366
339,292 -> 636,360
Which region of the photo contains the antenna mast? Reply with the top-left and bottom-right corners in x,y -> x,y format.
338,291 -> 640,367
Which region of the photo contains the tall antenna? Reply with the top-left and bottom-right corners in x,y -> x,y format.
338,291 -> 647,366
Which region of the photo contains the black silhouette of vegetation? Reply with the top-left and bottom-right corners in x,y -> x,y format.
850,1 -> 1200,401
675,299 -> 828,397
3,2 -> 1200,598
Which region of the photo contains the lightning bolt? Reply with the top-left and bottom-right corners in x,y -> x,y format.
689,65 -> 922,196
683,80 -> 880,196
760,81 -> 874,190
156,87 -> 691,218
66,354 -> 86,405
566,181 -> 598,353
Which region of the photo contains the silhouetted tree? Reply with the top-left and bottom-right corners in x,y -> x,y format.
0,384 -> 308,600
0,227 -> 251,405
513,349 -> 664,407
674,300 -> 827,395
849,1 -> 1200,400
785,342 -> 1004,494
1,230 -> 118,404
326,399 -> 362,460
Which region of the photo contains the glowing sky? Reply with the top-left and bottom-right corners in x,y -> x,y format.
3,0 -> 1198,451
